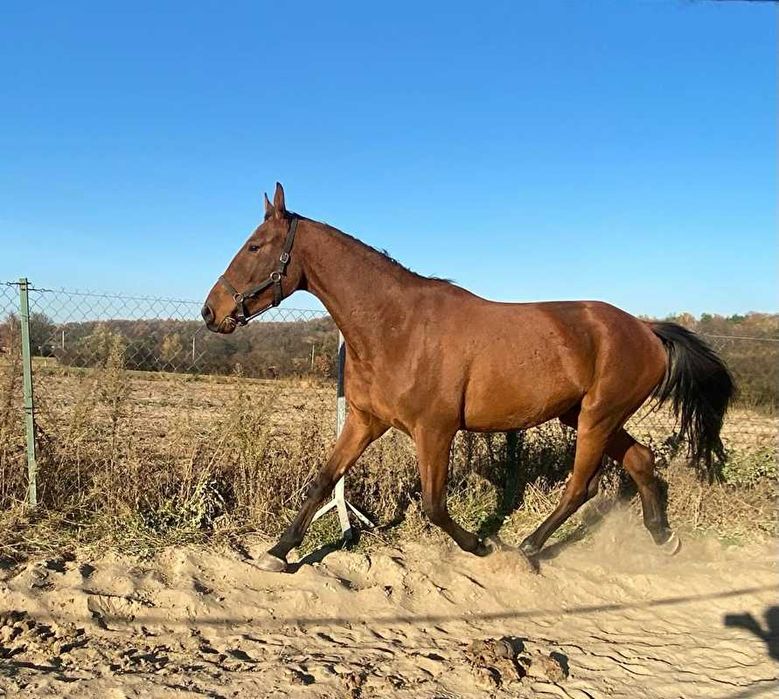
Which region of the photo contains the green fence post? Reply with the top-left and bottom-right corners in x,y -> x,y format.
18,277 -> 38,507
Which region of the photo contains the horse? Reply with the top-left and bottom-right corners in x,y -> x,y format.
202,183 -> 734,573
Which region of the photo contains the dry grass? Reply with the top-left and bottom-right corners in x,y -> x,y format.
0,334 -> 776,562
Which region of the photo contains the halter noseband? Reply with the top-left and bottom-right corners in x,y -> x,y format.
218,216 -> 299,326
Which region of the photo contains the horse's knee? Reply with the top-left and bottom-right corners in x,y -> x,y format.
305,473 -> 334,502
559,479 -> 588,511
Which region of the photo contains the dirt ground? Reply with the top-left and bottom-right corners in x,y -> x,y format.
1,509 -> 776,699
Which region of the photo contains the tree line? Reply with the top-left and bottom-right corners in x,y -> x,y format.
0,313 -> 339,379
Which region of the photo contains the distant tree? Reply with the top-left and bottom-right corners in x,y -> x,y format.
0,314 -> 20,355
29,313 -> 56,356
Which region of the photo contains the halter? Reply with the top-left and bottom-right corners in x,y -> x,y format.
218,216 -> 299,325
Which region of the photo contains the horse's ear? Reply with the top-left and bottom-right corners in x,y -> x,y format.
273,182 -> 287,216
263,192 -> 273,219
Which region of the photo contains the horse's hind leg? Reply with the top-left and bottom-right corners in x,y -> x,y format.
560,409 -> 604,505
519,411 -> 614,557
606,429 -> 679,554
415,429 -> 491,556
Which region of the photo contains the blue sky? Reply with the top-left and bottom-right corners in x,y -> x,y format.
1,0 -> 775,317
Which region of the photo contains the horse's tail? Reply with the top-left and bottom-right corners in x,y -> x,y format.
649,322 -> 735,480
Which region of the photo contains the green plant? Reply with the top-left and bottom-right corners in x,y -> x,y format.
720,447 -> 778,488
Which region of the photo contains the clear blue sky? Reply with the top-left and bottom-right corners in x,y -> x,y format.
1,0 -> 775,317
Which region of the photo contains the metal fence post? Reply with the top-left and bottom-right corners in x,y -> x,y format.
502,430 -> 520,516
18,278 -> 38,507
335,331 -> 346,434
312,330 -> 373,539
333,332 -> 351,534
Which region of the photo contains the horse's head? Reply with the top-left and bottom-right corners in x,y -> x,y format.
201,182 -> 304,334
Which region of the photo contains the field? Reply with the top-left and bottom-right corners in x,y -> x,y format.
1,358 -> 777,697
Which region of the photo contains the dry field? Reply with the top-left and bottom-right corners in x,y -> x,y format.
1,357 -> 777,697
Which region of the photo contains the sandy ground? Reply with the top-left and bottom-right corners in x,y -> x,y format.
1,511 -> 776,699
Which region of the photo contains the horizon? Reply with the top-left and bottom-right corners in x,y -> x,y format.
1,1 -> 776,318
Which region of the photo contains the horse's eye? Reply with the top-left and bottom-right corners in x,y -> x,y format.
248,244 -> 260,253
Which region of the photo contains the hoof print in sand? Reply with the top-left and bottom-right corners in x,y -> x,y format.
0,610 -> 89,674
466,637 -> 526,688
343,669 -> 367,698
467,636 -> 569,688
518,649 -> 569,683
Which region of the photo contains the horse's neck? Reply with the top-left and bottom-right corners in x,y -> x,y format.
298,220 -> 416,358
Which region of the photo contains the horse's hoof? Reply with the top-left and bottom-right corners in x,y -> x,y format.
474,540 -> 492,557
659,531 -> 681,556
255,552 -> 288,572
484,535 -> 508,552
519,540 -> 540,558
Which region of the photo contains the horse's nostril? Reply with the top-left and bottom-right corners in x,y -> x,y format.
201,303 -> 214,325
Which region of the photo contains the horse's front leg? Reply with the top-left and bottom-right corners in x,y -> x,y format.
415,429 -> 492,556
257,411 -> 388,572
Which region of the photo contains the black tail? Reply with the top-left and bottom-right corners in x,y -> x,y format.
650,322 -> 735,480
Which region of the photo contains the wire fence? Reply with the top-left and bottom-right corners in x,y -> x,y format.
1,281 -> 334,379
1,279 -> 777,509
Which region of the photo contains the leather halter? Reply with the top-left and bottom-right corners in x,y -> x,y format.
218,216 -> 299,325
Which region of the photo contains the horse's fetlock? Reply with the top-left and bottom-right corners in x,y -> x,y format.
422,499 -> 446,524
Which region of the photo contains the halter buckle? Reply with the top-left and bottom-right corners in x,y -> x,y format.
279,252 -> 290,264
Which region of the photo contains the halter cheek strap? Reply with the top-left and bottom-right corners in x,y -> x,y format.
218,216 -> 299,325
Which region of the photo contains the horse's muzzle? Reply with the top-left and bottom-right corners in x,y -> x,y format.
201,303 -> 237,334
201,303 -> 215,327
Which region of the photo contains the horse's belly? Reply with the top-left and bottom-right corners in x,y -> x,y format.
462,365 -> 583,431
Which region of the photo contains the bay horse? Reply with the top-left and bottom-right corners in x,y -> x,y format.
202,183 -> 734,573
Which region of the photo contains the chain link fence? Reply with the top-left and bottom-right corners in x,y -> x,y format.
1,279 -> 777,509
0,279 -> 340,510
3,281 -> 335,379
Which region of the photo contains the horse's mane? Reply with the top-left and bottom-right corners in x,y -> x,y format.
302,215 -> 454,285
